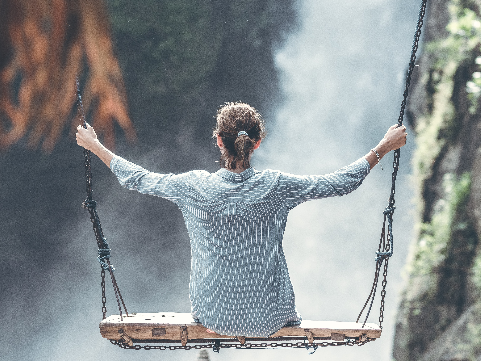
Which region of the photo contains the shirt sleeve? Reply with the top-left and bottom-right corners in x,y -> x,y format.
278,157 -> 370,209
110,155 -> 185,203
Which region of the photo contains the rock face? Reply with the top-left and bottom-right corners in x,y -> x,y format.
393,1 -> 481,360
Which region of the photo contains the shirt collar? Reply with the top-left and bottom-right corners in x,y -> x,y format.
216,167 -> 256,183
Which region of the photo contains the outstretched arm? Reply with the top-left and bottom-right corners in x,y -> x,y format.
365,124 -> 408,170
76,124 -> 115,168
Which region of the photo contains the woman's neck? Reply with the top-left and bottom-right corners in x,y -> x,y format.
226,167 -> 247,174
224,159 -> 249,173
221,153 -> 251,173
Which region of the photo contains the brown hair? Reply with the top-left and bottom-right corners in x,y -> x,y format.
213,102 -> 266,170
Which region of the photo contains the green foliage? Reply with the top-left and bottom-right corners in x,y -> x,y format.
453,304 -> 481,359
428,0 -> 481,64
472,245 -> 481,291
413,0 -> 481,212
105,0 -> 294,102
447,2 -> 481,113
467,325 -> 481,358
397,2 -> 481,359
102,0 -> 296,150
107,1 -> 222,96
401,172 -> 474,358
409,172 -> 472,276
428,0 -> 481,113
412,64 -> 455,187
446,4 -> 481,51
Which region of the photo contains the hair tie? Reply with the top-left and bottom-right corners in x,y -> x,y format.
237,131 -> 248,137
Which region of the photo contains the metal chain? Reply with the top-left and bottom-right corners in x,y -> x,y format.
78,0 -> 428,349
76,78 -> 129,320
378,259 -> 389,327
357,256 -> 382,325
101,269 -> 107,319
110,336 -> 374,352
358,0 -> 427,328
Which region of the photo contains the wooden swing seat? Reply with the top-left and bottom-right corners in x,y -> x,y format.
99,312 -> 381,346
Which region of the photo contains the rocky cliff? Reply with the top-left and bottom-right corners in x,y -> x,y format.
393,0 -> 481,360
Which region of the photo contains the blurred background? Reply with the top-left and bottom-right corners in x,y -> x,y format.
5,1 -> 477,361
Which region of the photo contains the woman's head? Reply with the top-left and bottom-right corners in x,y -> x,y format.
213,102 -> 266,170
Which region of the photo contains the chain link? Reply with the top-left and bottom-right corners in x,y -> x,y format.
76,78 -> 129,321
101,269 -> 107,319
79,0 -> 428,349
110,336 -> 374,352
378,259 -> 389,327
358,0 -> 427,328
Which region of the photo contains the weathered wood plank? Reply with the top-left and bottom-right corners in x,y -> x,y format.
99,312 -> 381,343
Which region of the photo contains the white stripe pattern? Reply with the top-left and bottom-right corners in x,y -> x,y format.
111,156 -> 370,337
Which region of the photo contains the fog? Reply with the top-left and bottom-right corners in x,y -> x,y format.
2,0 -> 424,360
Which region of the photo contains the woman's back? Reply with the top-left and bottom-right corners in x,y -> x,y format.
111,155 -> 370,336
77,101 -> 407,337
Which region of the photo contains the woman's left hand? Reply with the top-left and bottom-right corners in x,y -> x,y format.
382,124 -> 408,152
366,124 -> 408,170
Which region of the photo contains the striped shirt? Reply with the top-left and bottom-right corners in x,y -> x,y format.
111,155 -> 370,337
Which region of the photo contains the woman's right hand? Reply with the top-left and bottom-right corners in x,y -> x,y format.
76,123 -> 99,151
76,123 -> 115,168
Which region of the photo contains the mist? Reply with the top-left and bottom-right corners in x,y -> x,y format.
253,0 -> 420,359
2,1 -> 424,361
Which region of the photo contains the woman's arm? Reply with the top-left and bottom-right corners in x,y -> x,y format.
365,124 -> 408,170
76,123 -> 186,202
76,124 -> 115,168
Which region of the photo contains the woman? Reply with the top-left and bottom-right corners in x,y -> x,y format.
76,102 -> 407,337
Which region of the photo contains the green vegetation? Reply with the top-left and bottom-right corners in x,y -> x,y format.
413,0 -> 481,191
445,1 -> 481,113
394,1 -> 481,359
409,172 -> 472,276
101,0 -> 296,151
412,66 -> 455,189
472,243 -> 481,291
466,305 -> 481,357
408,0 -> 480,285
107,1 -> 222,95
430,1 -> 481,67
401,170 -> 476,359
